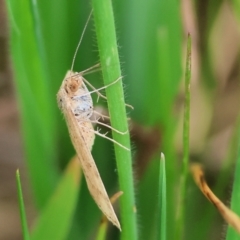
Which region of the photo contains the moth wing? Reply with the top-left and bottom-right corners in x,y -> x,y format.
63,105 -> 121,230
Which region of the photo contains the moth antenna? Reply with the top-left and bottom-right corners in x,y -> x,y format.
70,9 -> 93,72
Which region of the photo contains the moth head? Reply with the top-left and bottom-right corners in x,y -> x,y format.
65,78 -> 78,93
64,73 -> 83,95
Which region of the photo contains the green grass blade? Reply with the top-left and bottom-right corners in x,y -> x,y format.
6,0 -> 59,208
157,153 -> 167,240
96,222 -> 107,240
31,157 -> 82,240
91,1 -> 138,239
16,170 -> 30,240
125,0 -> 182,238
175,34 -> 192,240
226,117 -> 240,240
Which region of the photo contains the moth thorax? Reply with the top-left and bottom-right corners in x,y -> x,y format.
73,102 -> 93,119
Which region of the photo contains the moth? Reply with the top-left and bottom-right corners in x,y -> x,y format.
57,10 -> 128,231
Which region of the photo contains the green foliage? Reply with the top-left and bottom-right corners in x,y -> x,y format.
157,153 -> 167,240
16,170 -> 30,240
92,1 -> 137,239
31,157 -> 82,240
175,34 -> 192,239
6,0 -> 240,239
226,117 -> 240,240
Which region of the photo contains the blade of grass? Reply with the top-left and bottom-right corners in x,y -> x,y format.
6,0 -> 59,208
31,156 -> 82,240
157,153 -> 167,240
226,116 -> 240,240
16,170 -> 30,240
175,34 -> 192,240
125,0 -> 181,237
136,2 -> 182,235
91,1 -> 138,239
96,222 -> 107,240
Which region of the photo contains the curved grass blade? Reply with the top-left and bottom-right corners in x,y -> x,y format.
191,164 -> 240,235
31,156 -> 82,240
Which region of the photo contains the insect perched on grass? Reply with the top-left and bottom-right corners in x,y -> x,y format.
57,10 -> 129,231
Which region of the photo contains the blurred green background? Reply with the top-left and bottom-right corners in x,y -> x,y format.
1,0 -> 240,239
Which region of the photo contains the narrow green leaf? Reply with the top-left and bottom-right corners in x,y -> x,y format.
135,0 -> 182,237
226,117 -> 240,240
92,0 -> 137,240
96,222 -> 107,240
31,157 -> 82,240
16,170 -> 30,240
6,0 -> 59,208
157,153 -> 167,240
175,34 -> 192,240
91,2 -> 138,240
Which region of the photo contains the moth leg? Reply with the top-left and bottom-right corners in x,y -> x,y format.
80,76 -> 123,97
79,63 -> 101,75
82,77 -> 106,102
125,103 -> 134,110
82,77 -> 134,109
91,119 -> 128,135
80,125 -> 129,151
79,118 -> 128,135
65,64 -> 101,82
93,110 -> 111,120
93,109 -> 132,122
94,127 -> 129,151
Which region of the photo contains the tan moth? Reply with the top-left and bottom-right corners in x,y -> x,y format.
57,10 -> 128,230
